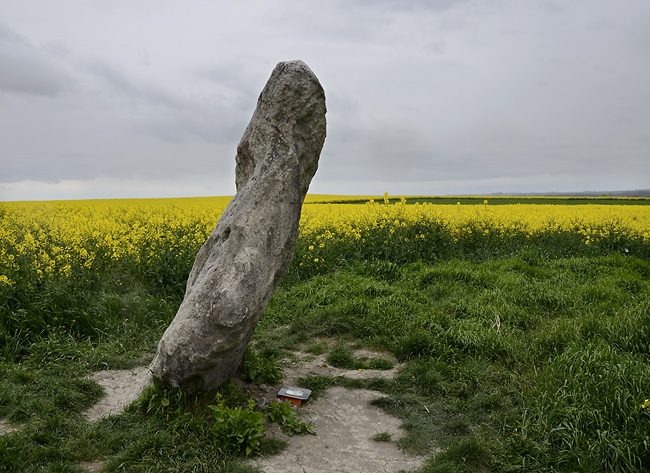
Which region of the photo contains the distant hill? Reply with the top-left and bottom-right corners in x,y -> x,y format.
487,189 -> 650,198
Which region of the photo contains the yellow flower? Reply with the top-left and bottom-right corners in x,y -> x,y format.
2,195 -> 650,290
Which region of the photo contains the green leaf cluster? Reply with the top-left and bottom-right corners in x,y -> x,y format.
140,380 -> 186,420
208,395 -> 265,456
239,346 -> 283,385
266,400 -> 315,436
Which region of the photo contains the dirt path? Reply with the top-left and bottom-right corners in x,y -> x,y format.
247,350 -> 425,472
249,386 -> 425,473
280,349 -> 402,385
5,349 -> 424,472
83,367 -> 152,422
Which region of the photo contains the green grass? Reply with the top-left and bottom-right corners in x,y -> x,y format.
324,342 -> 395,370
262,251 -> 650,471
1,214 -> 649,471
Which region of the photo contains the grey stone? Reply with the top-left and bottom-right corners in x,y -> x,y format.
149,60 -> 326,393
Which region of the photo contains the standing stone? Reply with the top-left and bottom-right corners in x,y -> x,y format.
149,60 -> 326,393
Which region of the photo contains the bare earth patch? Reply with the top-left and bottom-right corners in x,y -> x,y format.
83,367 -> 152,422
79,368 -> 152,472
78,460 -> 105,472
0,419 -> 20,436
249,386 -> 425,473
76,350 -> 424,472
281,349 -> 401,384
247,350 -> 426,473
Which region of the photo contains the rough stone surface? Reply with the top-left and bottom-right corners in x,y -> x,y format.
150,60 -> 326,393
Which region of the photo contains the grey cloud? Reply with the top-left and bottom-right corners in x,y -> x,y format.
318,124 -> 438,183
82,59 -> 182,110
79,58 -> 252,145
0,22 -> 26,43
348,0 -> 471,13
5,152 -> 90,182
262,0 -> 451,47
193,62 -> 267,113
141,106 -> 247,145
0,22 -> 72,97
320,106 -> 650,186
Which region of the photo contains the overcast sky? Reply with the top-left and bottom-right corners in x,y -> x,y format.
1,0 -> 649,201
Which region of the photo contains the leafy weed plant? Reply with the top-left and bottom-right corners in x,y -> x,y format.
239,346 -> 283,385
266,400 -> 315,435
372,431 -> 393,442
209,396 -> 265,456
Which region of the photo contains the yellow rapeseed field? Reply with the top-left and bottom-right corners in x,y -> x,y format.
0,197 -> 231,285
301,198 -> 650,243
1,195 -> 649,286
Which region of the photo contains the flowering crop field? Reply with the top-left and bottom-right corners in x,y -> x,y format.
0,197 -> 231,288
1,195 -> 650,472
2,195 -> 649,288
301,197 -> 650,247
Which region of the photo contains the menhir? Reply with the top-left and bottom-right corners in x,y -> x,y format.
149,60 -> 326,393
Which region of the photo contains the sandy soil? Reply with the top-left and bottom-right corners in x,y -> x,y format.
0,419 -> 20,436
280,349 -> 402,385
248,386 -> 425,473
83,367 -> 153,422
249,350 -> 427,472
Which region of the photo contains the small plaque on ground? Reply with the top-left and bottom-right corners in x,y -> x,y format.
278,386 -> 312,405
